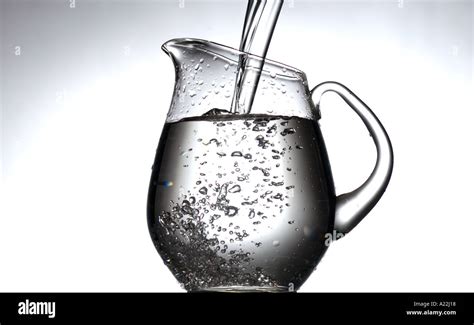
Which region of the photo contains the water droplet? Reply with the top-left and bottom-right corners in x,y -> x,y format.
189,90 -> 197,97
224,64 -> 229,70
296,145 -> 303,149
231,151 -> 243,157
270,71 -> 276,78
272,240 -> 280,247
199,187 -> 208,195
194,64 -> 200,70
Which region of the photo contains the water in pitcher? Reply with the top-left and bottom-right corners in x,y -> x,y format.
147,113 -> 335,291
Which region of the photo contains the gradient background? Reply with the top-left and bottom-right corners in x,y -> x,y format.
0,0 -> 473,292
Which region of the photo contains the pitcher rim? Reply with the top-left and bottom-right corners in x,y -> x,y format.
162,38 -> 306,79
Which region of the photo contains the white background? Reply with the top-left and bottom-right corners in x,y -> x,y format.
0,0 -> 473,292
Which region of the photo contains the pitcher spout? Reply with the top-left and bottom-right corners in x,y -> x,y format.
161,38 -> 242,70
160,38 -> 312,123
161,38 -> 192,72
160,38 -> 244,122
161,39 -> 194,60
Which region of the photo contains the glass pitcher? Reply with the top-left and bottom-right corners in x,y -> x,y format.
147,38 -> 393,292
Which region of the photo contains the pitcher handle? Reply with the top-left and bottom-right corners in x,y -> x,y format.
311,82 -> 394,235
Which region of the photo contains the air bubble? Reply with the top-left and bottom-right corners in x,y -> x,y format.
248,209 -> 256,219
280,128 -> 295,136
225,206 -> 238,217
228,185 -> 241,193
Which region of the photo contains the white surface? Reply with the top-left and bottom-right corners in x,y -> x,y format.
0,0 -> 473,292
